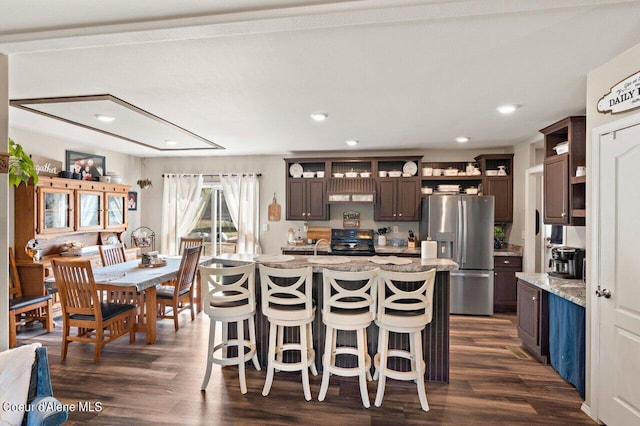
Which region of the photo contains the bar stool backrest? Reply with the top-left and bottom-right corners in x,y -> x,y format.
259,265 -> 313,321
199,263 -> 256,319
377,269 -> 436,330
322,268 -> 378,323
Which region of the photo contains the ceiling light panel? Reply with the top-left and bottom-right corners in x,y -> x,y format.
10,94 -> 223,151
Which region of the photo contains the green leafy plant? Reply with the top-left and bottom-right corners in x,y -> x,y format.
8,138 -> 39,187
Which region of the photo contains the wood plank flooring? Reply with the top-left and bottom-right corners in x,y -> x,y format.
17,312 -> 594,425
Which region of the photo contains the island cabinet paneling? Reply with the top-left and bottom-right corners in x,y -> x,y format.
517,279 -> 549,364
493,255 -> 522,312
375,178 -> 420,221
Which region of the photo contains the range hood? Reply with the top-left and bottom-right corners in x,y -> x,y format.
327,177 -> 376,203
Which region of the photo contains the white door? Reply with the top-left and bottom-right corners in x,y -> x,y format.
598,122 -> 640,425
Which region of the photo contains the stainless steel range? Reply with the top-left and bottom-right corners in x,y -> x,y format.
330,229 -> 375,256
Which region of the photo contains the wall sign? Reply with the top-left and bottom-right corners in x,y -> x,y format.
343,210 -> 360,228
598,70 -> 640,114
31,155 -> 62,177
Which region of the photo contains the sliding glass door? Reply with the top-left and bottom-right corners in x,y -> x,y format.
186,184 -> 237,256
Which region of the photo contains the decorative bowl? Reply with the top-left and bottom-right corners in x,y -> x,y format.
302,171 -> 315,178
388,171 -> 402,178
345,172 -> 359,178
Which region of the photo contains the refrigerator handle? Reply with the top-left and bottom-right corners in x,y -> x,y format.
457,199 -> 463,265
462,200 -> 468,265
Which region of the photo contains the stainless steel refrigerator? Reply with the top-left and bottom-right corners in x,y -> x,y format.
420,195 -> 495,315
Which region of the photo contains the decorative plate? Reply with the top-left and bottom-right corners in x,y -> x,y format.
289,163 -> 303,178
402,161 -> 418,176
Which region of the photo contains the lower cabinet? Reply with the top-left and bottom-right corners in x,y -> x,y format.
517,279 -> 549,364
493,255 -> 522,312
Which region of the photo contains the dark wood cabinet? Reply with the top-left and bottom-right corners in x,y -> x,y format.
493,255 -> 522,312
485,176 -> 512,223
517,279 -> 549,364
541,116 -> 585,226
286,178 -> 328,221
474,154 -> 514,223
543,154 -> 570,224
375,178 -> 420,221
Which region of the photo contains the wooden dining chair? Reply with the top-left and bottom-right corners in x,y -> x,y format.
51,258 -> 136,363
178,236 -> 204,255
157,246 -> 202,331
99,243 -> 127,266
8,247 -> 54,348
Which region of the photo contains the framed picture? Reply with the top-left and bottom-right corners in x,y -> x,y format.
65,150 -> 106,181
128,191 -> 137,211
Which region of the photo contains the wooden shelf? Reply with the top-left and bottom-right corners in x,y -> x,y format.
572,209 -> 586,218
571,176 -> 586,184
421,176 -> 482,181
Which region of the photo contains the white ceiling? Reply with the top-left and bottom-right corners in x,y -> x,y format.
2,0 -> 640,157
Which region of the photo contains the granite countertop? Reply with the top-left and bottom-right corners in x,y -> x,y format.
215,253 -> 458,273
516,272 -> 586,307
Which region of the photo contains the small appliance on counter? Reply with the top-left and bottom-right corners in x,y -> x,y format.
549,247 -> 585,279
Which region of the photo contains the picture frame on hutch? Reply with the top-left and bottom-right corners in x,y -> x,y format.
128,191 -> 137,211
65,150 -> 106,181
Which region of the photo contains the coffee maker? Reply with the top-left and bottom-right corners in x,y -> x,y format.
549,247 -> 585,279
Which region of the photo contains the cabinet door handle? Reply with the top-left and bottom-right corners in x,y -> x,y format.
393,213 -> 397,217
532,296 -> 537,301
561,212 -> 566,218
494,272 -> 498,276
503,260 -> 510,264
398,213 -> 402,217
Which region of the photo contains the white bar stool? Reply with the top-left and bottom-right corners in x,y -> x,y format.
259,265 -> 317,401
318,268 -> 378,408
200,263 -> 261,394
373,268 -> 436,412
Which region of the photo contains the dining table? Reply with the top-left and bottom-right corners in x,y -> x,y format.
46,256 -> 215,344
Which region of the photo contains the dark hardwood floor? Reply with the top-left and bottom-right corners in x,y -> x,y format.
18,312 -> 594,425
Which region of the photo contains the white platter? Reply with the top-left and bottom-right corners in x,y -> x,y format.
255,254 -> 295,263
289,163 -> 303,178
403,161 -> 418,176
368,255 -> 413,265
307,256 -> 351,264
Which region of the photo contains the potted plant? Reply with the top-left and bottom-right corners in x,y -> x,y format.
8,138 -> 39,187
137,178 -> 152,189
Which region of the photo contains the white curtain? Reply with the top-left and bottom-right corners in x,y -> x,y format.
160,174 -> 204,255
220,174 -> 262,255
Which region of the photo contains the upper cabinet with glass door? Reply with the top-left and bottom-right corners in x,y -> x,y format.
104,192 -> 128,230
37,187 -> 75,234
75,190 -> 104,231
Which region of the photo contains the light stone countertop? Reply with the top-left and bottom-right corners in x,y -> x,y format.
494,244 -> 523,257
214,253 -> 457,273
281,244 -> 329,253
516,272 -> 586,307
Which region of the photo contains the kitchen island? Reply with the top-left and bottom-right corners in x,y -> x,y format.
210,254 -> 457,383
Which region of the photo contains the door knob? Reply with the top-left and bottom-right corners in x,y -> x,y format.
595,288 -> 612,298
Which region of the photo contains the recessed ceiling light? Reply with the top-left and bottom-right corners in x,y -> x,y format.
345,140 -> 358,146
455,136 -> 469,143
165,140 -> 178,146
310,112 -> 328,122
94,114 -> 115,122
496,105 -> 517,114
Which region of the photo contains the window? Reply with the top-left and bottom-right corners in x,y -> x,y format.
186,183 -> 237,256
